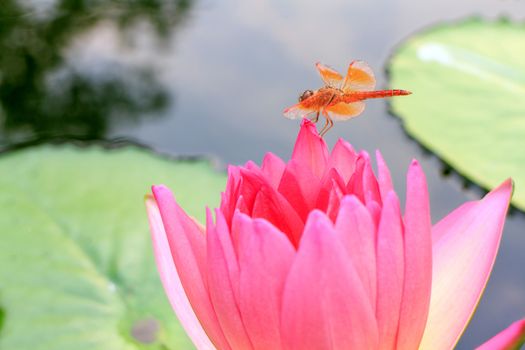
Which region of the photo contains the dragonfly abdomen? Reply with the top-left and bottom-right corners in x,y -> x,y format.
342,89 -> 411,102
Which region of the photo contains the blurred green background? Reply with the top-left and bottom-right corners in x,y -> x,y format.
0,0 -> 524,349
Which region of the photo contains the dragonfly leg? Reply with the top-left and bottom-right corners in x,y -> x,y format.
318,110 -> 330,136
307,111 -> 320,123
318,93 -> 336,136
319,112 -> 334,137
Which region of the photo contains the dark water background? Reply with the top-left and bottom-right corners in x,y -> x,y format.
1,0 -> 524,348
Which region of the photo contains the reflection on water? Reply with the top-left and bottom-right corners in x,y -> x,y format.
1,0 -> 525,349
0,0 -> 192,142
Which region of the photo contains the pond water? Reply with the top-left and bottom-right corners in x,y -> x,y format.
1,0 -> 524,348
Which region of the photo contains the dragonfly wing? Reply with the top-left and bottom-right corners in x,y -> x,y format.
325,101 -> 365,121
316,62 -> 343,88
283,103 -> 318,120
342,60 -> 376,92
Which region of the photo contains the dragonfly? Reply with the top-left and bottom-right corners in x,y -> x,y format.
283,61 -> 411,136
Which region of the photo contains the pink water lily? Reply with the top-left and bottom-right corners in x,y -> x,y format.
146,120 -> 524,350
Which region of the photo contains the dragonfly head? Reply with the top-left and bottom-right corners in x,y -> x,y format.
298,89 -> 314,102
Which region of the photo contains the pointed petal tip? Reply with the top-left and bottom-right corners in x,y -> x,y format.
304,209 -> 334,231
509,179 -> 515,197
375,151 -> 389,170
358,150 -> 370,160
407,158 -> 426,183
477,319 -> 525,350
298,118 -> 322,139
205,206 -> 214,225
410,158 -> 420,167
487,178 -> 513,203
307,208 -> 329,221
232,209 -> 254,229
500,178 -> 513,192
263,151 -> 275,159
151,185 -> 176,208
384,189 -> 398,202
340,194 -> 361,206
332,138 -> 357,157
152,184 -> 173,197
496,178 -> 514,200
300,118 -> 315,127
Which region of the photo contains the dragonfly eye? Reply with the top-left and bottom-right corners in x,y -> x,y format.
298,90 -> 314,102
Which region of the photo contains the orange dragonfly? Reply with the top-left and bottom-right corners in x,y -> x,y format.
283,61 -> 411,136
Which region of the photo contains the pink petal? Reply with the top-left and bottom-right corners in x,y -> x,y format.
220,166 -> 242,226
278,160 -> 320,221
236,167 -> 304,246
281,211 -> 378,350
240,169 -> 304,242
476,319 -> 525,350
235,213 -> 295,350
362,157 -> 382,206
347,155 -> 366,203
146,196 -> 215,350
323,181 -> 344,222
244,160 -> 261,172
206,209 -> 253,350
235,195 -> 249,216
366,200 -> 381,229
152,185 -> 231,349
291,119 -> 329,179
396,160 -> 432,349
315,168 -> 346,220
239,168 -> 305,243
261,152 -> 286,189
237,168 -> 267,213
335,195 -> 377,310
419,179 -> 513,350
375,150 -> 393,201
375,191 -> 405,349
250,185 -> 304,246
329,139 -> 357,183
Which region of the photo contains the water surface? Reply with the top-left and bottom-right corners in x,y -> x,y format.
1,0 -> 524,348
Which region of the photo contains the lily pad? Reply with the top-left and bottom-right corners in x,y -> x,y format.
389,18 -> 525,210
0,144 -> 226,350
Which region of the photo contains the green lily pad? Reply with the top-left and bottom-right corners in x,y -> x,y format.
389,18 -> 525,210
0,144 -> 226,350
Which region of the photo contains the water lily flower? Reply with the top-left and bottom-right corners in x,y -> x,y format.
146,120 -> 523,349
